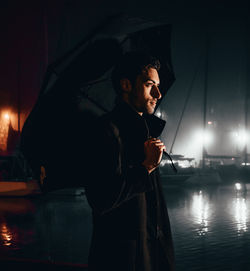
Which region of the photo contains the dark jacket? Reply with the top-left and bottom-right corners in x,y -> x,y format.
85,101 -> 175,271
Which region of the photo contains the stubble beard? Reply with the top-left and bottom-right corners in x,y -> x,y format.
146,100 -> 156,115
128,90 -> 156,115
130,98 -> 156,115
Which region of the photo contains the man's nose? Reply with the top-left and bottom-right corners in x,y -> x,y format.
152,85 -> 162,100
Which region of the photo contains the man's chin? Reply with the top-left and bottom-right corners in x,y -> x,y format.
145,106 -> 155,115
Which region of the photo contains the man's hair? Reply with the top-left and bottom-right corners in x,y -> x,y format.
111,51 -> 160,95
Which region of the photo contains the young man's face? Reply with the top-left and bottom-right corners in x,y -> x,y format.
129,67 -> 161,115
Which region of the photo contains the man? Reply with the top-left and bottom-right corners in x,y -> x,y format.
85,51 -> 175,271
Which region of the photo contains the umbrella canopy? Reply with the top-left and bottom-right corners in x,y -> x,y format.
20,14 -> 175,191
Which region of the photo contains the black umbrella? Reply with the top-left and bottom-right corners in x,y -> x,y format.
21,13 -> 175,191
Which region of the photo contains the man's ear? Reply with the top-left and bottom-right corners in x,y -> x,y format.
120,78 -> 132,93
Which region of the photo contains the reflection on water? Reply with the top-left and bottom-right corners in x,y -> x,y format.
164,183 -> 250,270
0,218 -> 35,251
191,190 -> 209,235
1,185 -> 250,270
234,197 -> 247,234
0,198 -> 37,252
1,222 -> 12,246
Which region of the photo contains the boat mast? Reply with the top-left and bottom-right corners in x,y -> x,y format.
244,19 -> 250,166
202,34 -> 209,169
169,54 -> 202,154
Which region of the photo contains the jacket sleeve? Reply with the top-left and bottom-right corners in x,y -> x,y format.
84,119 -> 153,215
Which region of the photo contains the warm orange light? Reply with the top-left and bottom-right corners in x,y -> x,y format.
0,110 -> 11,151
3,113 -> 10,121
1,223 -> 12,246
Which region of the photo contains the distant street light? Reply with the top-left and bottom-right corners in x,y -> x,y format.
233,130 -> 248,148
194,130 -> 213,146
235,183 -> 242,191
155,110 -> 161,118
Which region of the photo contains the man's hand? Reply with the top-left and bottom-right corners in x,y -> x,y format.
142,138 -> 166,174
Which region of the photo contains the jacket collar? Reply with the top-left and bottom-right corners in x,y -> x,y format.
111,99 -> 166,139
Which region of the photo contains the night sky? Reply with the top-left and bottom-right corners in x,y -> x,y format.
0,0 -> 249,162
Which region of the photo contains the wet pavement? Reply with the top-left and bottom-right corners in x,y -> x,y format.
0,182 -> 250,271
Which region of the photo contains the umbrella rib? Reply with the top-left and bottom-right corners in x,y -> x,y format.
82,77 -> 109,87
80,89 -> 109,113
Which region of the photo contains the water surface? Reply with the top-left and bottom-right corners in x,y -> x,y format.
0,183 -> 250,271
